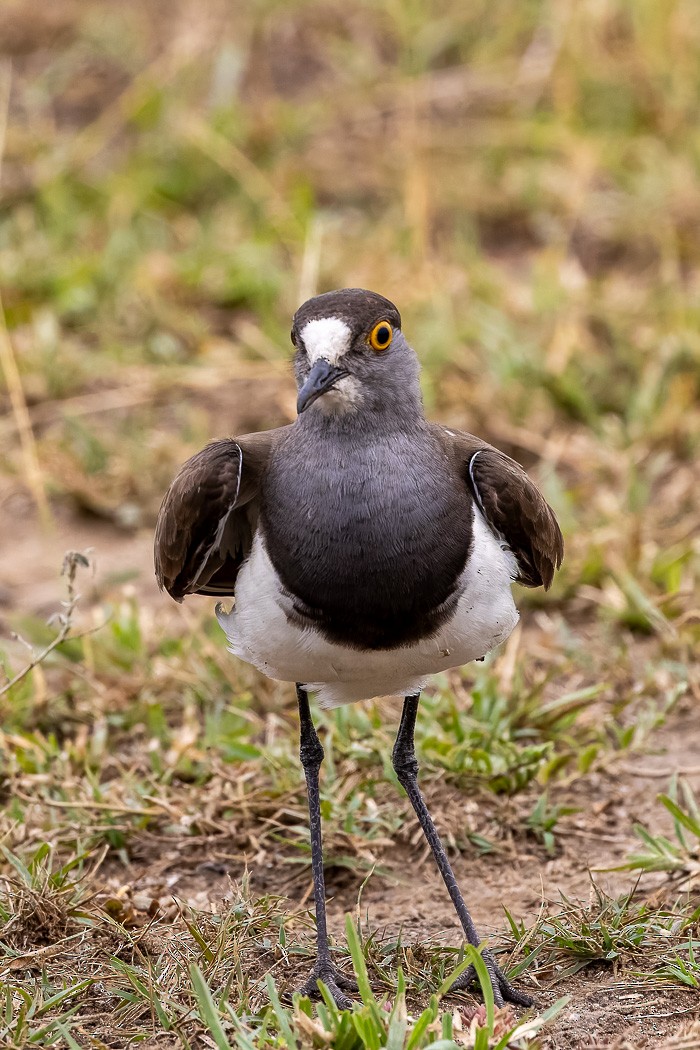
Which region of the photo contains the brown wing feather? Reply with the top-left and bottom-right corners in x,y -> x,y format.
154,428 -> 290,601
442,428 -> 564,589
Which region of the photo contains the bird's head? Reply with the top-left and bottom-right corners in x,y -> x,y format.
291,289 -> 421,421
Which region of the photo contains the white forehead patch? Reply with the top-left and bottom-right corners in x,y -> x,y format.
301,317 -> 352,365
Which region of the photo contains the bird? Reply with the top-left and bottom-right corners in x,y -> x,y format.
154,288 -> 563,1010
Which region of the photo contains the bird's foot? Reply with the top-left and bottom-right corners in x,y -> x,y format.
448,950 -> 533,1009
297,961 -> 358,1009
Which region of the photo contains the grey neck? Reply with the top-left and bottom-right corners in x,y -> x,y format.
295,387 -> 425,439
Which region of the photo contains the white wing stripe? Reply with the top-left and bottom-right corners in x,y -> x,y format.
468,450 -> 486,514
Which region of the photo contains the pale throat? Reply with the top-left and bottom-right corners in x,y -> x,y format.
315,376 -> 363,415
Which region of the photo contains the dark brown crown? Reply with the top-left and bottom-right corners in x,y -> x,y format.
292,289 -> 401,339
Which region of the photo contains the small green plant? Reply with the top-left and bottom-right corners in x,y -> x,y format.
617,778 -> 700,890
505,885 -> 700,986
648,938 -> 700,990
525,794 -> 579,856
0,843 -> 99,955
0,844 -> 102,1048
0,979 -> 89,1049
189,915 -> 569,1049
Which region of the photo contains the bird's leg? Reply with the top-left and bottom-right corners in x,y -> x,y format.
295,685 -> 357,1008
392,693 -> 532,1008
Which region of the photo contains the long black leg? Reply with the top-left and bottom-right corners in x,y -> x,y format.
392,693 -> 532,1008
295,685 -> 357,1007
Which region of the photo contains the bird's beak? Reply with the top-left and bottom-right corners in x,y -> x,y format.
297,359 -> 348,414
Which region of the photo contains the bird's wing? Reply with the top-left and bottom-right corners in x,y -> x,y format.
444,428 -> 564,589
154,428 -> 290,600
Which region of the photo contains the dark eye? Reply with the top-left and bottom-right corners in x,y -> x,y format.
290,328 -> 296,347
369,321 -> 393,352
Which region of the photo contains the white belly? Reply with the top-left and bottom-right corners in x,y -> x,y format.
216,506 -> 519,708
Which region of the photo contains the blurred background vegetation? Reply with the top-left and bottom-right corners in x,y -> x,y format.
1,0 -> 698,590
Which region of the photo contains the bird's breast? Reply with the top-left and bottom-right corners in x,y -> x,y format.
259,433 -> 474,649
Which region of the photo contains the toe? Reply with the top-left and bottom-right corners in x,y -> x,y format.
323,979 -> 354,1010
297,966 -> 357,1009
489,974 -> 505,1008
446,954 -> 533,1009
333,970 -> 359,993
448,963 -> 476,993
498,974 -> 533,1009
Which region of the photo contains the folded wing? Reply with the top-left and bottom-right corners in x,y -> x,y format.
445,429 -> 564,589
154,429 -> 289,600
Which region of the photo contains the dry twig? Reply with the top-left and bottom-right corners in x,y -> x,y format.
0,550 -> 93,699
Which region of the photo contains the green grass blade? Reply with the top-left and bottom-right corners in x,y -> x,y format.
267,973 -> 298,1045
224,1006 -> 258,1050
52,1021 -> 83,1050
28,1005 -> 82,1044
35,979 -> 93,1018
345,913 -> 378,1011
660,794 -> 700,838
436,957 -> 471,997
189,963 -> 233,1050
0,846 -> 33,886
464,945 -> 495,1031
405,1002 -> 439,1050
385,968 -> 407,1050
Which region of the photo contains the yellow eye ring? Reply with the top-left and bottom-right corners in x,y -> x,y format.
369,320 -> 393,352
